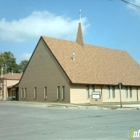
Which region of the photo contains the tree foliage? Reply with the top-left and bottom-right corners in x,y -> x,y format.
0,53 -> 5,68
0,52 -> 19,73
19,60 -> 28,73
0,52 -> 28,74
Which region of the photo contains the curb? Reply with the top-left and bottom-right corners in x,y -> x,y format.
0,101 -> 139,110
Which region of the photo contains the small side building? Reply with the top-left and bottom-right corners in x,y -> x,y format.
0,73 -> 22,100
18,22 -> 140,104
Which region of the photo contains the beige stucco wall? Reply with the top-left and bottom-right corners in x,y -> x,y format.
70,84 -> 90,103
102,86 -> 139,102
70,85 -> 102,104
19,38 -> 70,103
1,79 -> 19,100
7,80 -> 19,87
70,85 -> 140,104
102,86 -> 118,102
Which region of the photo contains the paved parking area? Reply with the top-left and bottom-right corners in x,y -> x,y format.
0,102 -> 140,140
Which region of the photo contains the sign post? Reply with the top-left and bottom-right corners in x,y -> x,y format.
118,83 -> 122,108
92,92 -> 101,99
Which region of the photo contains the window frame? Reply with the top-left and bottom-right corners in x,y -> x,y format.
57,86 -> 60,99
34,87 -> 37,99
24,88 -> 27,99
86,85 -> 90,98
125,87 -> 128,98
107,86 -> 110,98
44,87 -> 47,99
62,86 -> 65,100
92,86 -> 95,93
112,86 -> 115,98
21,88 -> 24,99
130,87 -> 132,98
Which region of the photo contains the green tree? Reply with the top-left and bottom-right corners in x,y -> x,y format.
0,53 -> 4,68
19,60 -> 28,73
0,52 -> 19,74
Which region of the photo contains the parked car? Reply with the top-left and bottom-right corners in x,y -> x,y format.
7,96 -> 16,101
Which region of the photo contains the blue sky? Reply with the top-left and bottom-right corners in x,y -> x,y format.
0,0 -> 140,64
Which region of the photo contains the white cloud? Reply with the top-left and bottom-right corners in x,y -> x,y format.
20,53 -> 32,61
0,11 -> 89,42
127,0 -> 140,14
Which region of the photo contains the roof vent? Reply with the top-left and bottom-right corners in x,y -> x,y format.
72,52 -> 76,61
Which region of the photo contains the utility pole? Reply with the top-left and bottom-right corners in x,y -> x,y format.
118,83 -> 123,108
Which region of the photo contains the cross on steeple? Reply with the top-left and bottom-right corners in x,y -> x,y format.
79,9 -> 82,22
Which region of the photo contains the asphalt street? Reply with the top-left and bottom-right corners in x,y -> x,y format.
0,102 -> 139,140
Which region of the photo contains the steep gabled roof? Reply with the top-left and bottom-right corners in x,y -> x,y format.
42,36 -> 140,86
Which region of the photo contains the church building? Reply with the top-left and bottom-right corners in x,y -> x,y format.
18,19 -> 140,104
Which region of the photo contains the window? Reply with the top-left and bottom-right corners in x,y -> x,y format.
12,90 -> 14,96
21,88 -> 24,99
112,87 -> 115,98
20,89 -> 22,99
130,87 -> 132,98
24,88 -> 27,99
137,88 -> 138,101
125,87 -> 128,98
44,87 -> 47,99
107,86 -> 110,98
86,86 -> 90,98
57,86 -> 60,99
92,86 -> 95,93
34,87 -> 37,99
62,86 -> 65,99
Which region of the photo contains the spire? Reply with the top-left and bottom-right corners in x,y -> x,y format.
76,9 -> 84,47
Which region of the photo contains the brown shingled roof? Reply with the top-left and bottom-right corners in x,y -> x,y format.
3,73 -> 22,80
42,36 -> 140,86
76,22 -> 84,47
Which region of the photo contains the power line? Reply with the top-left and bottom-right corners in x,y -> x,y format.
121,0 -> 140,10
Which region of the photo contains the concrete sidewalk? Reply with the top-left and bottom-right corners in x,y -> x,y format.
0,101 -> 140,110
115,104 -> 140,109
